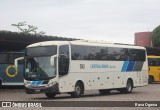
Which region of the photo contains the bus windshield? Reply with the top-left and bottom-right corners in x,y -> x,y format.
25,46 -> 57,80
25,56 -> 56,80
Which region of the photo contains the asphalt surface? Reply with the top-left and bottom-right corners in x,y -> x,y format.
0,83 -> 160,110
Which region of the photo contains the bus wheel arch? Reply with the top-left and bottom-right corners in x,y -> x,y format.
71,80 -> 84,98
120,78 -> 133,94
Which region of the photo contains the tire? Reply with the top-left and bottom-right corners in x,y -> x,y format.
120,79 -> 133,94
45,93 -> 56,98
125,79 -> 133,93
99,89 -> 110,95
0,80 -> 2,88
0,80 -> 2,86
149,76 -> 154,84
71,82 -> 83,98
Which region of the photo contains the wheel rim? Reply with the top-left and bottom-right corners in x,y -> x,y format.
75,85 -> 81,95
127,82 -> 132,92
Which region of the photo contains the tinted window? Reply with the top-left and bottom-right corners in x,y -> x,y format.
59,45 -> 70,76
148,58 -> 160,66
0,54 -> 8,63
128,49 -> 145,61
9,53 -> 24,64
27,46 -> 57,57
71,45 -> 146,61
71,46 -> 88,60
0,53 -> 25,64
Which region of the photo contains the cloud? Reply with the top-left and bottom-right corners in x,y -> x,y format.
0,0 -> 160,44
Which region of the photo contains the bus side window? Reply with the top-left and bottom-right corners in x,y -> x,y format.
157,59 -> 160,66
148,59 -> 156,66
59,45 -> 69,76
0,54 -> 8,63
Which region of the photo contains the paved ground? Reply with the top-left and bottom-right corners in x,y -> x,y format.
0,83 -> 160,110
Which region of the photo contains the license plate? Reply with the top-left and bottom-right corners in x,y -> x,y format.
35,89 -> 40,92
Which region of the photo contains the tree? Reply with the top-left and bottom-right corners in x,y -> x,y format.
11,22 -> 46,35
152,25 -> 160,47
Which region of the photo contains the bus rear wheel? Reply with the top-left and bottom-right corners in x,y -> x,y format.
45,93 -> 56,98
125,79 -> 133,93
71,82 -> 83,98
120,79 -> 133,94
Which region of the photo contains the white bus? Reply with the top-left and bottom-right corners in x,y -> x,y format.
15,40 -> 148,98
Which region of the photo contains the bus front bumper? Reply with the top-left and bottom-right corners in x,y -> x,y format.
25,83 -> 59,94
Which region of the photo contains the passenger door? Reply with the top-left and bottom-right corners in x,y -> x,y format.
58,45 -> 71,92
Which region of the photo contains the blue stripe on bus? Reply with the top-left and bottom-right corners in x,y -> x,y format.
31,81 -> 37,85
35,81 -> 43,85
126,61 -> 135,71
31,81 -> 44,85
121,61 -> 129,72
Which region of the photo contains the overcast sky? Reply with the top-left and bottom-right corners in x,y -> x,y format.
0,0 -> 160,44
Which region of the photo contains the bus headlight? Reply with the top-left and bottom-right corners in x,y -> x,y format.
46,81 -> 57,87
24,81 -> 31,87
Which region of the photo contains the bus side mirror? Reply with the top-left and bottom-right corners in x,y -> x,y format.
50,55 -> 57,66
14,57 -> 24,67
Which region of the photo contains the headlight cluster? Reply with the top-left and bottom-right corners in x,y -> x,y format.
24,81 -> 31,87
46,81 -> 57,87
24,80 -> 57,88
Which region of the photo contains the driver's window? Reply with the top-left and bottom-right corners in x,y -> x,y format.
59,45 -> 69,76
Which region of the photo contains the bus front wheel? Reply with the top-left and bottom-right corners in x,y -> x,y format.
0,80 -> 2,88
71,82 -> 83,98
45,93 -> 56,98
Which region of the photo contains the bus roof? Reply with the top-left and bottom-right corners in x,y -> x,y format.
27,40 -> 145,50
70,41 -> 145,49
27,41 -> 70,48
